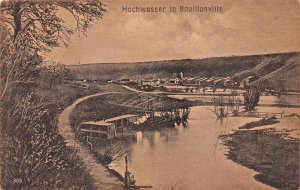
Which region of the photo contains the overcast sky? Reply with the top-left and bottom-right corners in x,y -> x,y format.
46,0 -> 300,65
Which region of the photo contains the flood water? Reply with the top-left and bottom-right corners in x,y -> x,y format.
169,94 -> 300,106
110,106 -> 275,190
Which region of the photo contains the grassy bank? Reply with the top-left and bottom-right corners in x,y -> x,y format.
36,82 -> 127,114
221,126 -> 299,190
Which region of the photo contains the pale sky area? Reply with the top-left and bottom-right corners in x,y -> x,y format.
46,0 -> 300,65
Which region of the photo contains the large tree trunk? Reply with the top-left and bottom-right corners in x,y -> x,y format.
12,1 -> 21,42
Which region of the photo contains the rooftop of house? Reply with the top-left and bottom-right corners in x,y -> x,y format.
81,120 -> 113,126
120,78 -> 132,81
213,78 -> 224,82
105,114 -> 139,122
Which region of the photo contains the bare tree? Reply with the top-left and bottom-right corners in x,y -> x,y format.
0,0 -> 106,104
43,62 -> 69,89
1,0 -> 105,51
244,86 -> 260,111
0,36 -> 41,103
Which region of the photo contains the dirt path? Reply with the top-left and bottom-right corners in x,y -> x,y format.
58,92 -> 124,190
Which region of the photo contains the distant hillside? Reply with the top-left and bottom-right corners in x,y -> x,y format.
251,55 -> 300,91
67,52 -> 300,91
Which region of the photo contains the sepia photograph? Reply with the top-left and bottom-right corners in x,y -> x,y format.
0,0 -> 300,189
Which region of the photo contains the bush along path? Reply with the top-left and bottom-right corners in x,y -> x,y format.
58,92 -> 124,190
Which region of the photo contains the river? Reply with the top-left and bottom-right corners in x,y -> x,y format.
110,106 -> 275,190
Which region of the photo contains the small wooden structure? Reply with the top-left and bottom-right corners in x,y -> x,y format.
240,111 -> 284,119
80,121 -> 116,140
105,114 -> 139,133
255,111 -> 284,119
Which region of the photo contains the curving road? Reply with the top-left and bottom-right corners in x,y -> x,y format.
58,92 -> 124,190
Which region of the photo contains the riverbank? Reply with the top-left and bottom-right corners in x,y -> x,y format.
58,92 -> 126,190
221,107 -> 300,190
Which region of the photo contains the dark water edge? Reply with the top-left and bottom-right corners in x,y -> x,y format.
221,129 -> 299,190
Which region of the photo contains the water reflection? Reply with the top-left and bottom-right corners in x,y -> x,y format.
136,131 -> 143,143
159,127 -> 179,142
182,121 -> 189,128
110,106 -> 277,190
142,131 -> 161,149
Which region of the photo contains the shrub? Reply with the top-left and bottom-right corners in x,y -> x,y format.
244,87 -> 260,111
2,94 -> 96,190
87,84 -> 101,94
3,94 -> 66,189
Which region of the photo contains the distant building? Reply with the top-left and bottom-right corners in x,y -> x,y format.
119,78 -> 132,84
82,79 -> 92,83
224,79 -> 233,87
205,77 -> 215,86
213,78 -> 224,87
152,79 -> 160,86
168,78 -> 180,85
194,77 -> 207,86
141,78 -> 160,86
159,78 -> 168,85
141,79 -> 151,86
183,78 -> 196,85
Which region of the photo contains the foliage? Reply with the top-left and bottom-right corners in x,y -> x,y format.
58,147 -> 96,190
0,0 -> 106,189
1,0 -> 105,52
42,62 -> 70,89
3,94 -> 65,189
211,95 -> 242,117
244,87 -> 260,111
0,34 -> 41,103
87,84 -> 101,94
3,94 -> 97,190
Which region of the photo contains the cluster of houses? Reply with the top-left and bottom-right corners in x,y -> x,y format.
137,75 -> 258,89
78,74 -> 258,90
